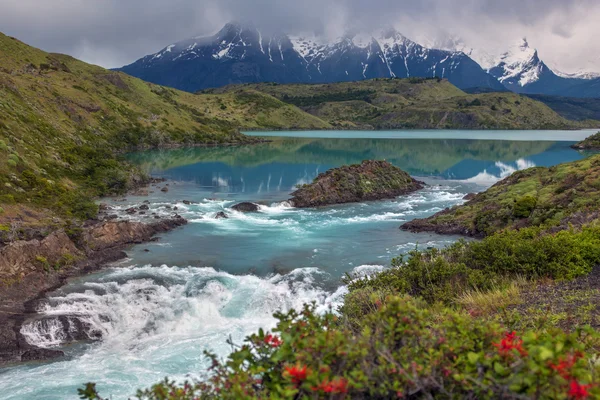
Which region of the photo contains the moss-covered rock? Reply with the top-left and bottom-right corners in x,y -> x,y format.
289,160 -> 424,208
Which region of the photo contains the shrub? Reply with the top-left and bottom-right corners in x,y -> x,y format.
79,296 -> 600,399
513,195 -> 537,218
348,225 -> 600,305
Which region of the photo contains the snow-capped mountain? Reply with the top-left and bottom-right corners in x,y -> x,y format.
486,38 -> 600,97
488,38 -> 547,89
431,37 -> 600,98
118,22 -> 505,93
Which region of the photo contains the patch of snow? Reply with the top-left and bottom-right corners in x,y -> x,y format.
495,38 -> 543,86
551,67 -> 600,80
257,30 -> 265,54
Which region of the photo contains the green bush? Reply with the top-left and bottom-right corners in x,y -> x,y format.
80,296 -> 600,399
348,225 -> 600,305
513,195 -> 537,218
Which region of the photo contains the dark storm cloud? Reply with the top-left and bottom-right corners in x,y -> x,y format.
0,0 -> 598,72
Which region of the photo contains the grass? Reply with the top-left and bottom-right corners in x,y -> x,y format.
455,278 -> 524,316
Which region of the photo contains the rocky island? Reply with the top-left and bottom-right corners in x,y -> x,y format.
289,160 -> 424,208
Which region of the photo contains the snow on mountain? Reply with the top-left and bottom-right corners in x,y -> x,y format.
492,38 -> 542,87
116,23 -> 506,93
551,68 -> 600,80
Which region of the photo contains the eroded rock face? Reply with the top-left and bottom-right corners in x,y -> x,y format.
289,160 -> 424,208
231,202 -> 260,212
0,232 -> 83,282
83,218 -> 187,253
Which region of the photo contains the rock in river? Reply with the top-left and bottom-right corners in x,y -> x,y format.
289,160 -> 424,208
231,202 -> 260,212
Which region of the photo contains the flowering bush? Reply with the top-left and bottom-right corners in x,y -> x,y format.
80,296 -> 600,399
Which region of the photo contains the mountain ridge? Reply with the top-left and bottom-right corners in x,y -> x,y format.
118,23 -> 600,98
117,22 -> 506,93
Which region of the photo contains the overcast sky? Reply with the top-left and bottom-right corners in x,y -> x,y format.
0,0 -> 599,73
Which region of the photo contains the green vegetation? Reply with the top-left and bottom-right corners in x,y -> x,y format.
404,154 -> 600,236
572,131 -> 600,150
347,225 -> 600,306
210,79 -> 596,130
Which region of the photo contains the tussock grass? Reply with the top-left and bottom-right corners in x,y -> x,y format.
455,278 -> 526,315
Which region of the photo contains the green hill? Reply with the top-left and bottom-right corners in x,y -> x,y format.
403,153 -> 600,237
207,79 -> 596,130
0,33 -> 328,221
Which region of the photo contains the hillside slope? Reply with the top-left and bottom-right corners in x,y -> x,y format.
403,153 -> 600,237
0,33 -> 328,220
210,78 -> 593,130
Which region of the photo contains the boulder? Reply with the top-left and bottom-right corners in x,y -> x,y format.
214,211 -> 229,219
231,202 -> 260,212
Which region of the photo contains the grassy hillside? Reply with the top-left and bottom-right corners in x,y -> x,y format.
0,33 -> 328,221
207,78 -> 595,130
403,153 -> 600,237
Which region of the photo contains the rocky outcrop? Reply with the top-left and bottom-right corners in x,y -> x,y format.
289,160 -> 424,208
0,217 -> 187,366
214,211 -> 229,219
401,207 -> 479,237
571,132 -> 600,150
231,202 -> 260,212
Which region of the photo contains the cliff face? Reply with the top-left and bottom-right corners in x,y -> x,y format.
289,160 -> 424,208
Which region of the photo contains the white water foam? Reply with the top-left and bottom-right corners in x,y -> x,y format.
20,265 -> 342,350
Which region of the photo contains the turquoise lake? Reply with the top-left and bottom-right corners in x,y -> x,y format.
0,130 -> 596,399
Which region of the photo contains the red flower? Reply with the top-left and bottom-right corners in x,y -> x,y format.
284,365 -> 308,385
264,334 -> 283,347
312,377 -> 348,394
493,331 -> 527,357
568,381 -> 591,399
549,353 -> 581,379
